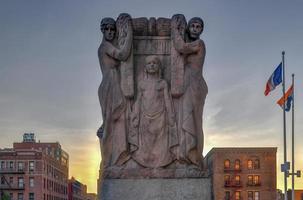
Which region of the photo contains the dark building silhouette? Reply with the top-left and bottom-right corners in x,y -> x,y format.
68,177 -> 96,200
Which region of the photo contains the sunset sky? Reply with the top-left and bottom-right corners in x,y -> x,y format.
0,0 -> 303,193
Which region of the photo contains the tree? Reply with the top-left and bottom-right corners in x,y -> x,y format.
1,192 -> 10,200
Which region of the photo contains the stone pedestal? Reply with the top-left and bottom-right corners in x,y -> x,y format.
98,178 -> 212,200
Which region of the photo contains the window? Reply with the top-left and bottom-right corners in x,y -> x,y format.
253,175 -> 260,186
235,191 -> 241,200
18,177 -> 24,188
247,160 -> 253,169
9,193 -> 13,199
29,177 -> 34,187
248,191 -> 253,200
248,175 -> 253,186
9,177 -> 13,184
225,191 -> 230,200
29,193 -> 34,200
235,159 -> 241,170
254,191 -> 260,200
254,159 -> 260,169
18,162 -> 24,171
29,161 -> 35,171
9,161 -> 14,169
0,161 -> 4,169
1,176 -> 5,184
224,159 -> 230,169
224,175 -> 230,185
18,193 -> 23,200
235,175 -> 241,185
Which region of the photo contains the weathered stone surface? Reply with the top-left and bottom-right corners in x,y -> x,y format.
97,14 -> 133,169
171,16 -> 207,168
170,14 -> 186,97
101,167 -> 209,179
133,36 -> 170,55
97,13 -> 207,179
132,17 -> 149,36
129,56 -> 178,169
117,14 -> 135,98
132,17 -> 170,36
99,178 -> 212,200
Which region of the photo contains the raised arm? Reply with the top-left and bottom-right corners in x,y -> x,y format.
171,21 -> 201,55
172,31 -> 201,54
105,21 -> 133,61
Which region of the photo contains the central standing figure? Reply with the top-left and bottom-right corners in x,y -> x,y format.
129,56 -> 178,168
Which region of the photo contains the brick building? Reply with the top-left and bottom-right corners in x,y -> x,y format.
68,177 -> 86,200
68,177 -> 95,200
0,133 -> 69,200
204,147 -> 277,200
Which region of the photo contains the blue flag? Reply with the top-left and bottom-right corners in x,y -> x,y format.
264,62 -> 282,96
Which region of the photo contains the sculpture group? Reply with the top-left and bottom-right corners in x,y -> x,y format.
97,13 -> 208,178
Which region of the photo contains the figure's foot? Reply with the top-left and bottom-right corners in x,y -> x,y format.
97,124 -> 104,138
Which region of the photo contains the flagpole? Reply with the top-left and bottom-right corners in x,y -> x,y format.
282,51 -> 288,200
291,73 -> 295,200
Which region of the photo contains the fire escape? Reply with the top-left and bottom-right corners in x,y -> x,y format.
223,160 -> 242,200
0,168 -> 25,198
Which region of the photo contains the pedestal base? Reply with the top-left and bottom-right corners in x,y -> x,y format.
98,178 -> 212,200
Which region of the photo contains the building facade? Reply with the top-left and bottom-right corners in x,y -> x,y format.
68,177 -> 95,200
0,133 -> 69,200
204,147 -> 277,200
68,177 -> 86,200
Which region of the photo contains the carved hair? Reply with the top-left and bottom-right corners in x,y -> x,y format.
100,17 -> 116,33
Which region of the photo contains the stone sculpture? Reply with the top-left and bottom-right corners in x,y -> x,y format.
97,13 -> 133,170
97,13 -> 207,177
97,13 -> 210,200
171,16 -> 208,168
170,14 -> 186,97
117,13 -> 135,98
129,55 -> 178,168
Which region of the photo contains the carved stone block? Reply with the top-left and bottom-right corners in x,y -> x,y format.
99,178 -> 212,200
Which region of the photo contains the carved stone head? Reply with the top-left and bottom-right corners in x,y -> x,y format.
187,17 -> 204,40
100,17 -> 116,42
144,55 -> 162,77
